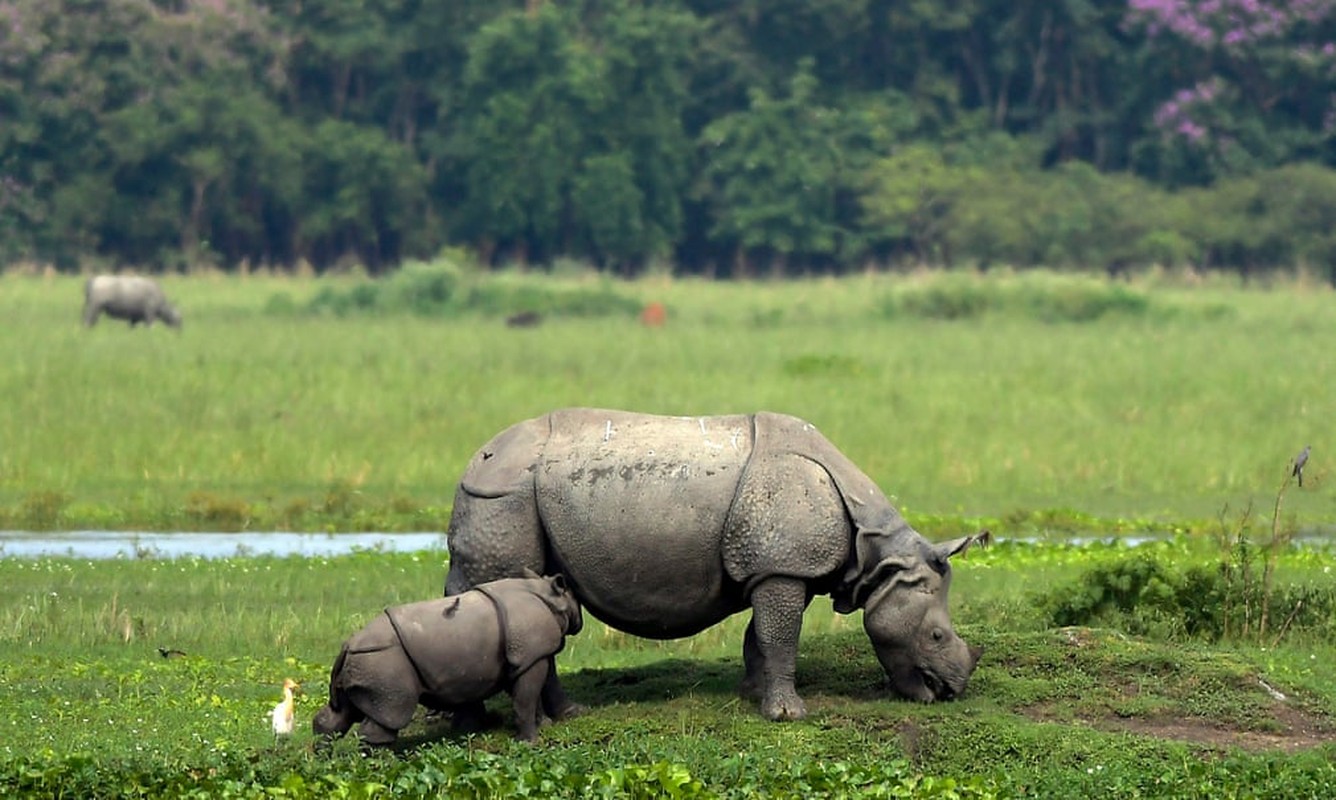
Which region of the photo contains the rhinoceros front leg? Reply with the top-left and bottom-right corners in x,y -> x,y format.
540,660 -> 584,720
742,576 -> 809,721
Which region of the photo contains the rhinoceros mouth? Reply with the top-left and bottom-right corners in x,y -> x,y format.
918,668 -> 954,701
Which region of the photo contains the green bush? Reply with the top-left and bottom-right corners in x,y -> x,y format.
0,748 -> 1004,799
891,279 -> 993,320
1035,553 -> 1336,643
884,275 -> 1152,323
1039,555 -> 1179,633
297,262 -> 639,320
461,281 -> 641,319
1010,281 -> 1150,323
384,261 -> 461,315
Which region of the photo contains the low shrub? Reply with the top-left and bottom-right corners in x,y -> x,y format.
13,490 -> 71,530
1035,552 -> 1336,643
294,261 -> 639,320
1010,281 -> 1150,322
883,275 -> 1153,323
461,281 -> 640,319
184,491 -> 253,531
0,748 -> 1005,799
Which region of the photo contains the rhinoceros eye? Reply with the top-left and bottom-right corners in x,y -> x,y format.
931,629 -> 944,642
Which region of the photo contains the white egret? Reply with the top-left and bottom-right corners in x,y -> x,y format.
270,678 -> 299,736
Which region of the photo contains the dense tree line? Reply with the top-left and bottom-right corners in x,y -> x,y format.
2,0 -> 1336,278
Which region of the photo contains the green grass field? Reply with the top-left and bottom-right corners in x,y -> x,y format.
2,267 -> 1336,796
2,540 -> 1333,797
2,268 -> 1335,532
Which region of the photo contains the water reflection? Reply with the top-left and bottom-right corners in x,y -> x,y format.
2,529 -> 1329,561
0,531 -> 446,559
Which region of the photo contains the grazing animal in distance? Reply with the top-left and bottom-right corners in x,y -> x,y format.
506,310 -> 542,328
271,678 -> 299,736
444,408 -> 986,722
83,275 -> 182,329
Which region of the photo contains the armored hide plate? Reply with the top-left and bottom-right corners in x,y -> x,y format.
535,409 -> 754,637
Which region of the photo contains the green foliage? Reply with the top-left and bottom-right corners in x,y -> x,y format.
445,3 -> 696,272
14,490 -> 71,531
699,60 -> 913,272
881,273 -> 1156,323
302,263 -> 640,320
1036,553 -> 1336,644
781,354 -> 865,379
892,279 -> 993,321
3,270 -> 1335,531
184,492 -> 253,532
7,1 -> 1336,277
3,544 -> 1335,798
1037,555 -> 1185,634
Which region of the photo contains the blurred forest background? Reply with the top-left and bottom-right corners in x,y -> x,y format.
4,0 -> 1336,280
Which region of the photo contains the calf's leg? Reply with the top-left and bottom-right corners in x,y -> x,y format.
510,660 -> 550,742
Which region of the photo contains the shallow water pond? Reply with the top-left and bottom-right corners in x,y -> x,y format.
0,530 -> 446,559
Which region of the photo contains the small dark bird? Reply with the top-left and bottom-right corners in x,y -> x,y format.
157,647 -> 187,659
1293,445 -> 1311,487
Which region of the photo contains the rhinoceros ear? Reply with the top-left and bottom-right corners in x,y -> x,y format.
521,566 -> 541,580
832,555 -> 918,614
933,530 -> 991,562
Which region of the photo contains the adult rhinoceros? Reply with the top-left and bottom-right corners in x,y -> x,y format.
83,275 -> 181,329
443,409 -> 985,721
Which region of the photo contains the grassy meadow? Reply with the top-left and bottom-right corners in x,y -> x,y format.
2,267 -> 1335,532
2,539 -> 1334,797
2,266 -> 1336,796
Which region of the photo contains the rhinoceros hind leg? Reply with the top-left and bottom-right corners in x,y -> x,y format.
449,700 -> 490,733
358,718 -> 399,746
443,489 -> 545,596
738,622 -> 763,700
312,704 -> 357,737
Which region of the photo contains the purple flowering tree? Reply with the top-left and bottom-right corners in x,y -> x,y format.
1125,0 -> 1336,177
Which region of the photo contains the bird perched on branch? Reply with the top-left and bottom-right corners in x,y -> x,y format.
271,678 -> 299,737
1293,445 -> 1311,487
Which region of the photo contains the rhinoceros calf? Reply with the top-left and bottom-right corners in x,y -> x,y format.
82,275 -> 181,329
313,573 -> 583,744
444,409 -> 985,722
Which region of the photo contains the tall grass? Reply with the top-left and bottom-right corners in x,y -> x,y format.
2,269 -> 1335,530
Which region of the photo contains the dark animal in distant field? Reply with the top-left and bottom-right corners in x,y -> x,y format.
506,311 -> 542,328
83,275 -> 181,329
313,573 -> 583,744
445,408 -> 985,722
